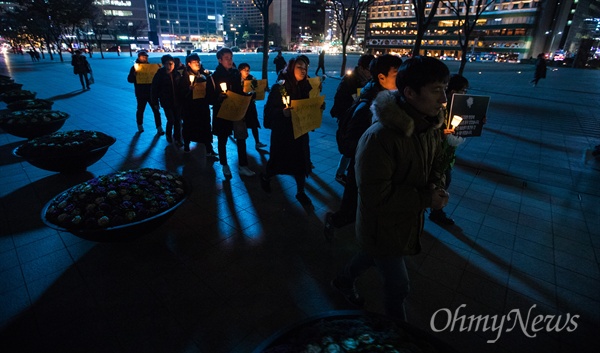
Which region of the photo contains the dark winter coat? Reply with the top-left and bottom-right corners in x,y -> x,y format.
330,66 -> 370,119
71,54 -> 90,75
178,66 -> 212,143
264,71 -> 314,177
534,58 -> 547,80
127,60 -> 157,98
208,64 -> 244,136
355,90 -> 445,257
151,67 -> 181,109
342,80 -> 384,157
273,55 -> 287,74
242,74 -> 260,129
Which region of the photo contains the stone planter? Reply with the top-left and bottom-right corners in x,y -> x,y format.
0,109 -> 69,139
0,89 -> 36,103
7,98 -> 54,111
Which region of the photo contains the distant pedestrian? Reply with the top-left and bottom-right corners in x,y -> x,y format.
127,51 -> 164,134
151,54 -> 182,146
315,50 -> 326,76
530,53 -> 547,87
273,50 -> 286,75
71,50 -> 91,90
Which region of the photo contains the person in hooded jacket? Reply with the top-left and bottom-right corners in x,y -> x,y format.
324,54 -> 402,240
127,51 -> 164,134
260,56 -> 315,210
238,62 -> 267,149
151,54 -> 182,146
331,56 -> 450,322
177,53 -> 218,158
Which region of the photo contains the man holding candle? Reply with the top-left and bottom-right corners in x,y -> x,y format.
331,56 -> 450,322
127,51 -> 164,134
208,48 -> 255,177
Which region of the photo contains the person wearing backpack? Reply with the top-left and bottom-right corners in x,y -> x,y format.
330,54 -> 374,185
325,54 -> 402,241
71,50 -> 91,90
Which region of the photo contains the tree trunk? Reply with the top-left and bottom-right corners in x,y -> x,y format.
341,45 -> 348,77
261,15 -> 270,84
458,43 -> 469,75
413,29 -> 424,56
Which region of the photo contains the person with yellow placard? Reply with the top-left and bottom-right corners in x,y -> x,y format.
151,55 -> 182,146
208,48 -> 255,178
238,63 -> 267,149
260,56 -> 315,211
127,51 -> 163,134
177,53 -> 218,159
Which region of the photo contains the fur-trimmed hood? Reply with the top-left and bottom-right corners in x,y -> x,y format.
370,90 -> 445,137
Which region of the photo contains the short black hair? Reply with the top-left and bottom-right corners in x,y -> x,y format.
446,74 -> 469,94
237,62 -> 250,71
161,54 -> 174,64
186,53 -> 200,64
357,54 -> 375,70
369,54 -> 402,78
396,56 -> 449,94
217,47 -> 233,59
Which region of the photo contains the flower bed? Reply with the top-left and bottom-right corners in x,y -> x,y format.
7,98 -> 54,111
0,81 -> 22,94
0,89 -> 36,103
16,130 -> 114,157
44,168 -> 188,231
0,109 -> 69,139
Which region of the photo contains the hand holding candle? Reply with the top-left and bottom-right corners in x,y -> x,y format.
188,75 -> 195,85
220,82 -> 227,93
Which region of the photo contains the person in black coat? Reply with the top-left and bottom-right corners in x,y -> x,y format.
127,51 -> 163,134
260,56 -> 315,210
530,53 -> 547,87
177,53 -> 218,158
71,50 -> 91,90
315,50 -> 326,76
238,63 -> 267,149
273,51 -> 286,75
207,48 -> 255,178
151,54 -> 182,145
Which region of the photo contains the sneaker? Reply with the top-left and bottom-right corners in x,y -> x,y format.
260,173 -> 271,193
156,127 -> 165,136
239,166 -> 256,177
295,192 -> 314,212
222,164 -> 232,177
331,276 -> 365,307
324,212 -> 335,242
335,173 -> 347,186
255,142 -> 267,148
137,124 -> 144,133
429,209 -> 455,225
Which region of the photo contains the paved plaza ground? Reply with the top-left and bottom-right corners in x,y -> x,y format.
1,51 -> 599,352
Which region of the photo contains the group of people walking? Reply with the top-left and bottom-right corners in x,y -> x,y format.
129,49 -> 470,322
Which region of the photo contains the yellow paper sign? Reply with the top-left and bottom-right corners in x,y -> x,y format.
243,79 -> 268,100
290,95 -> 325,139
217,91 -> 252,121
357,88 -> 361,97
308,77 -> 322,98
135,63 -> 160,84
192,82 -> 207,99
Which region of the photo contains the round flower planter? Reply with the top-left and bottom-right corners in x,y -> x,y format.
0,89 -> 36,103
7,98 -> 54,111
14,130 -> 116,173
0,109 -> 69,139
254,310 -> 459,353
42,168 -> 190,241
0,82 -> 23,94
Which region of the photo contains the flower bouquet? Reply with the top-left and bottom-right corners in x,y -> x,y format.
7,98 -> 54,111
0,109 -> 69,139
42,168 -> 190,241
0,89 -> 36,103
14,130 -> 116,173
